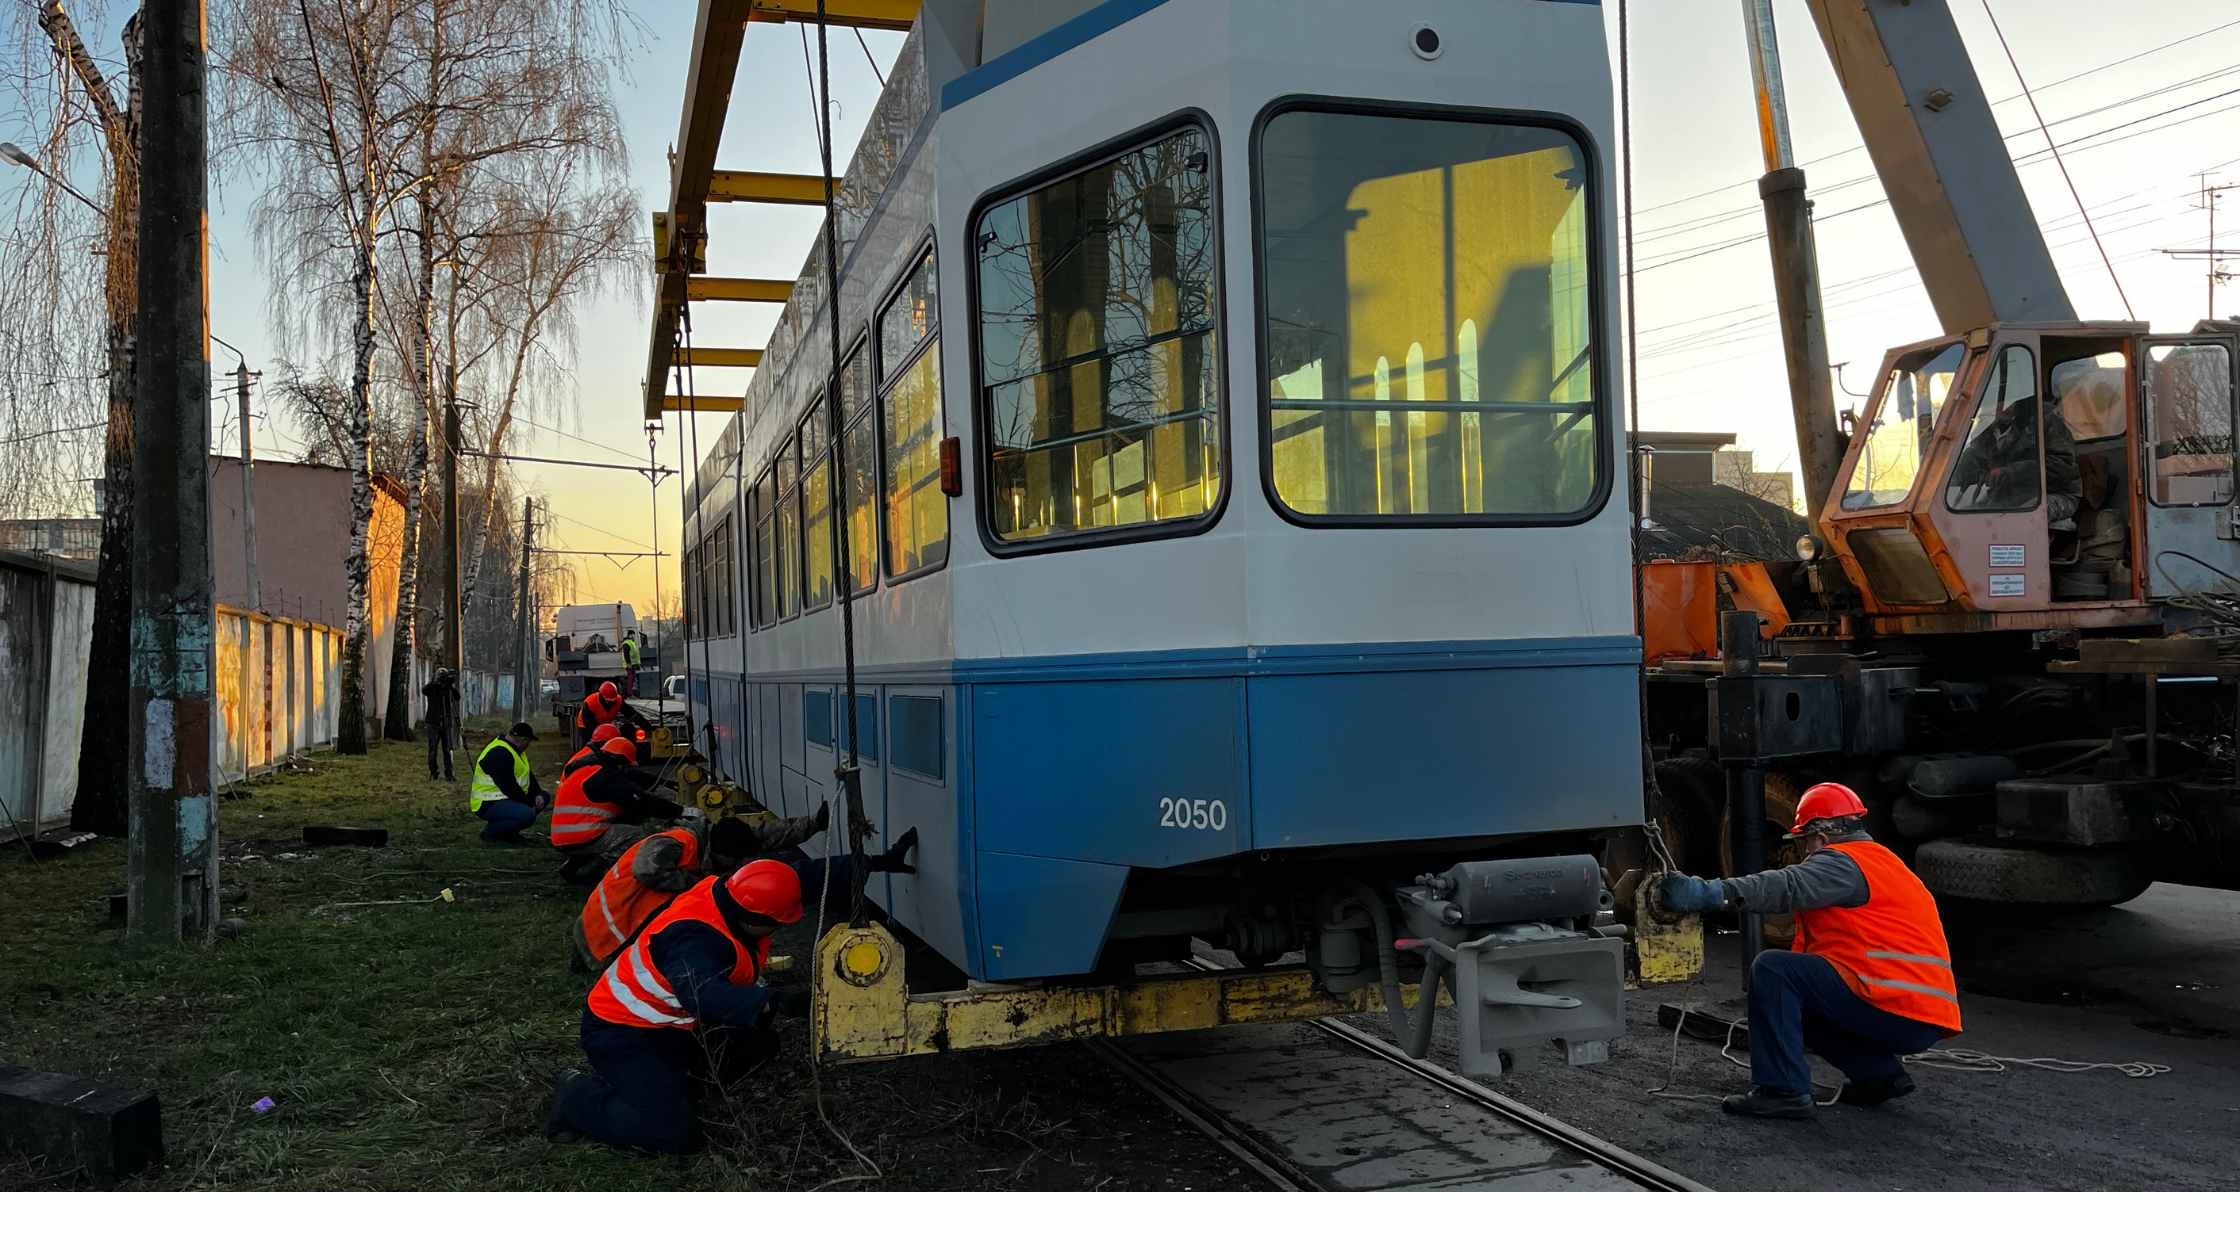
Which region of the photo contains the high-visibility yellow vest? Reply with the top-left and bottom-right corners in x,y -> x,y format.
468,737 -> 531,811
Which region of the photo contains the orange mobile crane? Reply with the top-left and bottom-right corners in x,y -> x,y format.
1635,1 -> 2240,924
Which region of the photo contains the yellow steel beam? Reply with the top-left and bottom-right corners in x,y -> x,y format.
685,276 -> 794,303
680,347 -> 764,368
706,170 -> 841,206
747,0 -> 918,32
644,0 -> 753,418
813,923 -> 1452,1065
661,393 -> 747,412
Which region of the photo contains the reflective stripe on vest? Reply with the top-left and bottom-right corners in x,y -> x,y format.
584,878 -> 765,1031
1792,840 -> 1963,1033
550,763 -> 623,848
467,737 -> 531,812
577,829 -> 702,965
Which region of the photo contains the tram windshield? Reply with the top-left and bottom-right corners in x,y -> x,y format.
1258,107 -> 1599,521
1840,341 -> 1963,511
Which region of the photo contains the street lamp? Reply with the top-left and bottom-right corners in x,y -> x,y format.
1,141 -> 107,217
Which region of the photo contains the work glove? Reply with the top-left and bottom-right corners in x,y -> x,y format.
811,799 -> 830,836
772,987 -> 813,1020
1655,874 -> 1726,916
865,828 -> 919,876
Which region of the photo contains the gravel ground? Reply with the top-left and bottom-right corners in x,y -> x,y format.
1350,884 -> 2240,1191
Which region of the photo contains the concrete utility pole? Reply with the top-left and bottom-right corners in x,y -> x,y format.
127,0 -> 218,943
443,374 -> 463,744
513,497 -> 534,721
1742,0 -> 1844,529
236,358 -> 260,610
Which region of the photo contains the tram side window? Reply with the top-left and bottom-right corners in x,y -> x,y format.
844,396 -> 879,595
751,470 -> 776,629
1258,108 -> 1599,521
776,432 -> 802,620
802,404 -> 835,611
881,249 -> 948,578
976,126 -> 1221,544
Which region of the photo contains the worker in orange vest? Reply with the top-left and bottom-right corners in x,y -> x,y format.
1657,782 -> 1961,1119
562,723 -> 622,777
550,736 -> 681,884
575,681 -> 625,750
569,801 -> 832,972
546,838 -> 919,1153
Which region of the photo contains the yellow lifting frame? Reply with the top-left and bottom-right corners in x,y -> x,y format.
706,170 -> 841,206
660,393 -> 746,412
746,0 -> 918,32
680,347 -> 763,368
686,276 -> 794,303
812,922 -> 1452,1064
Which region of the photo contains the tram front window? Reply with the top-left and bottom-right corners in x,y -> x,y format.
1257,107 -> 1600,521
1841,342 -> 1962,510
976,125 -> 1222,545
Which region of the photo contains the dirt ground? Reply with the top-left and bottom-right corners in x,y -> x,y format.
1357,884 -> 2240,1191
0,725 -> 1258,1190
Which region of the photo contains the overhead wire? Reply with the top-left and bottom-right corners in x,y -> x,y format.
1630,14 -> 2240,219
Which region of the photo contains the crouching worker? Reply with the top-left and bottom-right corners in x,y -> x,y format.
570,801 -> 832,972
550,736 -> 682,885
1656,783 -> 1961,1120
545,837 -> 918,1154
469,722 -> 547,842
561,723 -> 622,777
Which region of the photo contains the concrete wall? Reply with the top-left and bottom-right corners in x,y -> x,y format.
0,553 -> 93,831
211,605 -> 347,787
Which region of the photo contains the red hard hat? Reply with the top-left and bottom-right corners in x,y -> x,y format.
725,859 -> 804,925
1789,782 -> 1869,835
598,681 -> 620,703
601,736 -> 638,764
589,722 -> 620,745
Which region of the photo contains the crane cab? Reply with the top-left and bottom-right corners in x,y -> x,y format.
1820,321 -> 2240,633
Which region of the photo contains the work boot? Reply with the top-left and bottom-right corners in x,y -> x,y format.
1836,1071 -> 1917,1108
545,1069 -> 586,1143
1722,1088 -> 1815,1120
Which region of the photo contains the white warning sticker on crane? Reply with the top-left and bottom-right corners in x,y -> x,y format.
1989,544 -> 2026,568
1989,573 -> 2027,597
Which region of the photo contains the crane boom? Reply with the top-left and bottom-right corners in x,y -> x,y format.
1805,0 -> 2075,332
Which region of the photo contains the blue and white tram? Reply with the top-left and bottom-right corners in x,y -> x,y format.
682,0 -> 1640,989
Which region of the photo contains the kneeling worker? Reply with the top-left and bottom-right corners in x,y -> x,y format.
547,839 -> 917,1153
550,736 -> 682,883
563,723 -> 622,777
469,722 -> 548,842
575,681 -> 624,750
1657,782 -> 1961,1120
571,801 -> 831,971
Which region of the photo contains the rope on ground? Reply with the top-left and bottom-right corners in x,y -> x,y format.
1648,997 -> 2172,1107
1906,1047 -> 2172,1078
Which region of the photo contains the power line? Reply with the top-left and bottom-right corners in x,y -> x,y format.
1631,15 -> 2240,219
0,421 -> 103,445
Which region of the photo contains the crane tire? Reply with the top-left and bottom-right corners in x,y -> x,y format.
1914,839 -> 2152,907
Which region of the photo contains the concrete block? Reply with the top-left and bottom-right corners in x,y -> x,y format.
0,1064 -> 162,1184
1995,778 -> 2140,848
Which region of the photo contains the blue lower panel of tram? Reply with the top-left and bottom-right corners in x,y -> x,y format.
727,633 -> 1640,982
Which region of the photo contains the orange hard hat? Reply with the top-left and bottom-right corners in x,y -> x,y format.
1789,782 -> 1869,835
589,722 -> 620,745
598,681 -> 620,703
725,859 -> 805,925
601,736 -> 638,764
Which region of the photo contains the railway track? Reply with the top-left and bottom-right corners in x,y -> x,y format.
1094,1015 -> 1703,1192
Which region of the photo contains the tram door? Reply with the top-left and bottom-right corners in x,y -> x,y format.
2140,334 -> 2240,598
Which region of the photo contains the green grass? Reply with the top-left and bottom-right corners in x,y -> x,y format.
0,723 -> 1256,1190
